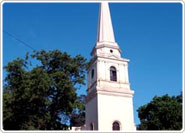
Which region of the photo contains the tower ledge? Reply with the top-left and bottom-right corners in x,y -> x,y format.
91,42 -> 122,56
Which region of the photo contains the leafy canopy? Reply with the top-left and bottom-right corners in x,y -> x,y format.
3,50 -> 87,130
137,93 -> 182,130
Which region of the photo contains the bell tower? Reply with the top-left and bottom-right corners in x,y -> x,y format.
85,2 -> 136,131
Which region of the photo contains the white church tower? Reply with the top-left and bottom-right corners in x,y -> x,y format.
85,2 -> 136,131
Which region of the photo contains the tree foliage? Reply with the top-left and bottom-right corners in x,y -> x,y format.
137,93 -> 182,130
70,95 -> 85,127
3,50 -> 87,130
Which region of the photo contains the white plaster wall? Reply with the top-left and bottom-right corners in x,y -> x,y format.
85,96 -> 98,130
97,59 -> 129,88
88,63 -> 97,88
97,94 -> 136,131
98,81 -> 130,90
97,60 -> 104,80
86,51 -> 135,131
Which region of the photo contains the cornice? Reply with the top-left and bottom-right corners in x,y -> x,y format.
91,42 -> 122,56
85,88 -> 97,104
98,56 -> 130,62
85,87 -> 134,104
87,55 -> 129,71
87,81 -> 97,91
87,56 -> 97,71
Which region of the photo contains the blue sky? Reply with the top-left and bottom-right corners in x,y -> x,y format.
3,2 -> 183,125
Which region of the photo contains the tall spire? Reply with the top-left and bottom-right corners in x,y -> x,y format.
97,2 -> 116,43
91,2 -> 121,56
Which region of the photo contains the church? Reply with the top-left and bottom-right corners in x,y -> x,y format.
85,2 -> 136,131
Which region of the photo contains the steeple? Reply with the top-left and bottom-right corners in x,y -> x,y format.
91,2 -> 121,57
85,3 -> 136,131
97,2 -> 115,43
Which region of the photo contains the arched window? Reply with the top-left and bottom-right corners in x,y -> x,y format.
112,121 -> 120,130
91,69 -> 94,79
90,123 -> 94,130
110,66 -> 117,81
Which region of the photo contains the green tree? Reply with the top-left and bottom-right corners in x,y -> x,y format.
137,93 -> 182,130
3,50 -> 87,130
70,95 -> 85,127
